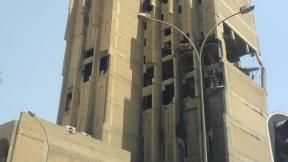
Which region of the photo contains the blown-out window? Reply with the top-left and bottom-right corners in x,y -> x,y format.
99,55 -> 109,75
83,62 -> 92,82
143,95 -> 152,110
65,92 -> 73,112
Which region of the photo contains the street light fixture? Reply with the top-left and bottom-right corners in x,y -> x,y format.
138,4 -> 255,162
240,5 -> 255,14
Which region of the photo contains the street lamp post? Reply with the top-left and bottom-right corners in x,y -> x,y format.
28,111 -> 49,162
27,111 -> 77,162
138,5 -> 255,162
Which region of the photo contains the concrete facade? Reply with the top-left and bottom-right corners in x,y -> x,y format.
0,112 -> 130,162
57,0 -> 271,162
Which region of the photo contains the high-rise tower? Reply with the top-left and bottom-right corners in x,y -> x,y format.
57,0 -> 271,162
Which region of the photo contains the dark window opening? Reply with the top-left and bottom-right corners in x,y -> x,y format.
178,6 -> 182,13
141,151 -> 144,162
162,144 -> 165,161
144,22 -> 147,30
144,38 -> 147,47
83,62 -> 92,82
202,41 -> 221,66
144,66 -> 154,87
164,27 -> 171,36
65,92 -> 73,112
162,0 -> 168,4
141,0 -> 153,12
176,125 -> 186,138
83,15 -> 89,27
163,84 -> 174,105
0,139 -> 9,162
179,54 -> 194,73
178,33 -> 193,54
161,14 -> 164,21
182,78 -> 195,98
162,60 -> 174,81
224,25 -> 248,63
99,55 -> 109,75
180,33 -> 190,44
208,134 -> 213,154
143,95 -> 152,110
162,41 -> 172,57
204,69 -> 224,89
184,141 -> 188,158
83,48 -> 94,59
224,23 -> 262,84
85,0 -> 91,11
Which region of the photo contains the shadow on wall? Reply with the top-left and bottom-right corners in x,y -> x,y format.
122,20 -> 144,162
0,139 -> 9,162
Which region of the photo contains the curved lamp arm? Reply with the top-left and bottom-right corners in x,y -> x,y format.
199,5 -> 256,64
199,12 -> 241,63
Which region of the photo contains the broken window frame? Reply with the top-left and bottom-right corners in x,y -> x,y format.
162,41 -> 172,57
65,92 -> 73,112
143,95 -> 152,110
202,39 -> 222,66
162,60 -> 174,81
164,27 -> 172,36
83,62 -> 93,82
141,0 -> 153,12
223,23 -> 263,85
162,84 -> 174,105
182,77 -> 196,98
83,48 -> 94,59
144,66 -> 154,87
99,53 -> 110,76
178,5 -> 182,14
179,53 -> 194,73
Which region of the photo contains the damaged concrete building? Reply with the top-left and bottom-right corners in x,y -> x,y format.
57,0 -> 271,161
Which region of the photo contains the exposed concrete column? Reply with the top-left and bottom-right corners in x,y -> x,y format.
171,1 -> 181,161
150,2 -> 161,161
86,0 -> 104,136
70,0 -> 89,127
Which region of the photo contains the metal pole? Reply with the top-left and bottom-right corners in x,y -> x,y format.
28,112 -> 49,162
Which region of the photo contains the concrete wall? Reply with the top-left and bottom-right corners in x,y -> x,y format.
224,63 -> 270,162
1,113 -> 130,162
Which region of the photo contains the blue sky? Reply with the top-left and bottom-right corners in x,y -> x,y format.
0,1 -> 287,124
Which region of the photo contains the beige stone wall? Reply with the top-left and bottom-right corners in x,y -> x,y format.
215,0 -> 270,161
224,63 -> 270,161
3,112 -> 130,162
